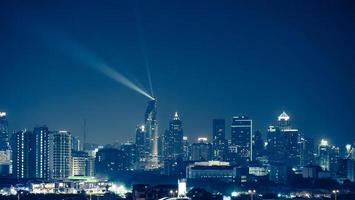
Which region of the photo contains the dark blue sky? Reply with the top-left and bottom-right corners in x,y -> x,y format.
1,1 -> 354,147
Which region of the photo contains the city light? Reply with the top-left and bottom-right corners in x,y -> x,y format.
320,139 -> 329,146
0,112 -> 6,117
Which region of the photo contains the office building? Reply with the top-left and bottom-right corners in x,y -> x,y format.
144,99 -> 159,169
0,112 -> 9,150
30,126 -> 49,179
53,130 -> 72,179
163,112 -> 184,160
95,148 -> 128,175
212,119 -> 227,161
121,142 -> 138,170
191,138 -> 212,161
300,136 -> 315,166
186,161 -> 237,182
252,130 -> 264,160
12,130 -> 30,179
318,139 -> 339,173
71,136 -> 81,152
266,112 -> 301,168
231,116 -> 252,162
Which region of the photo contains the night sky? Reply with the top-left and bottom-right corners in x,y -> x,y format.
1,1 -> 354,147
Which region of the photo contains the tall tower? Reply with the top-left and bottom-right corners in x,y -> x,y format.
53,131 -> 72,179
163,112 -> 183,160
231,116 -> 253,162
212,119 -> 227,160
0,112 -> 9,150
30,126 -> 50,179
144,98 -> 158,169
12,130 -> 31,179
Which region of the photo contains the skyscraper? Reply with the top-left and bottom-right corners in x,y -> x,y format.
0,112 -> 9,150
252,130 -> 264,160
300,136 -> 315,166
144,99 -> 159,169
135,125 -> 146,170
53,131 -> 72,179
212,119 -> 227,161
266,112 -> 301,168
30,126 -> 49,179
12,130 -> 30,179
317,139 -> 339,173
163,112 -> 183,160
231,116 -> 252,162
121,141 -> 138,170
0,112 -> 11,176
191,138 -> 213,161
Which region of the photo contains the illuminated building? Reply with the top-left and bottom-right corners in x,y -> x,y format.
53,130 -> 72,179
252,130 -> 264,160
71,135 -> 81,151
135,125 -> 146,169
12,130 -> 30,179
186,161 -> 237,182
95,148 -> 128,175
300,136 -> 315,166
121,141 -> 138,170
212,119 -> 227,161
338,158 -> 355,182
30,126 -> 49,179
191,138 -> 212,161
0,112 -> 11,176
71,151 -> 88,176
0,112 -> 9,150
182,136 -> 190,161
266,112 -> 301,168
231,116 -> 252,162
163,112 -> 184,160
317,139 -> 339,172
144,99 -> 159,169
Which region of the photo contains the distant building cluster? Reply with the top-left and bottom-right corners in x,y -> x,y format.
1,102 -> 355,196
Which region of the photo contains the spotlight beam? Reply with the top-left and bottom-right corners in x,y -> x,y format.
95,64 -> 154,100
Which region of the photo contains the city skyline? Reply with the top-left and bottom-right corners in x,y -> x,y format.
1,1 -> 355,146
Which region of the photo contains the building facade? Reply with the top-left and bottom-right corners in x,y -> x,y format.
212,119 -> 227,161
231,116 -> 252,162
53,131 -> 72,179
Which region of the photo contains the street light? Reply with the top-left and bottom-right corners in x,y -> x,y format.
248,190 -> 256,200
332,190 -> 339,200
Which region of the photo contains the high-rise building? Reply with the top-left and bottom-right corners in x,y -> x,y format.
71,135 -> 81,152
121,142 -> 138,170
318,139 -> 330,171
71,151 -> 88,176
212,119 -> 227,161
0,112 -> 9,150
252,130 -> 264,160
317,139 -> 339,173
182,136 -> 190,161
135,125 -> 146,170
300,136 -> 315,166
12,130 -> 30,179
266,112 -> 301,168
0,112 -> 11,176
163,112 -> 183,160
337,158 -> 355,182
95,148 -> 128,175
29,126 -> 49,179
144,99 -> 159,169
53,131 -> 72,179
231,116 -> 252,162
191,138 -> 212,161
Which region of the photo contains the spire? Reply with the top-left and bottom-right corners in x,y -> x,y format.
174,112 -> 180,120
278,111 -> 290,121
